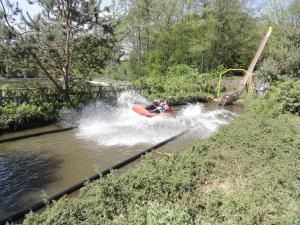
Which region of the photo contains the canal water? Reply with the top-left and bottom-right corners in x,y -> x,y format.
0,92 -> 241,220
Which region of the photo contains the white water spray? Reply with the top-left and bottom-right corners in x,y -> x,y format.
76,92 -> 236,146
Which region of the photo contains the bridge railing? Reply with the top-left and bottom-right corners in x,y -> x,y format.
0,85 -> 146,106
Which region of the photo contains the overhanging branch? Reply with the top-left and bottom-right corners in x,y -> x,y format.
31,53 -> 64,93
0,0 -> 18,34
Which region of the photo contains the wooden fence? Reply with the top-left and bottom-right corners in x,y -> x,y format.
0,85 -> 146,106
91,85 -> 146,97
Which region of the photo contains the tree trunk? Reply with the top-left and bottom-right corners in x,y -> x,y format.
62,0 -> 73,101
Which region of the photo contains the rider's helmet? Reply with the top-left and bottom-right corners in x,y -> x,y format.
153,99 -> 160,106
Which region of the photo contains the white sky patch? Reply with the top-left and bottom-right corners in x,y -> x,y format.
18,0 -> 41,15
5,0 -> 112,17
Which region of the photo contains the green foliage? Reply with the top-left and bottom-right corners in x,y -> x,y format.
117,0 -> 260,77
113,203 -> 193,225
135,64 -> 216,104
0,93 -> 96,132
71,26 -> 118,79
256,27 -> 300,81
0,102 -> 57,132
1,0 -> 116,99
247,80 -> 300,116
0,81 -> 96,132
0,42 -> 40,78
23,98 -> 300,224
262,0 -> 300,26
205,0 -> 260,69
1,81 -> 61,105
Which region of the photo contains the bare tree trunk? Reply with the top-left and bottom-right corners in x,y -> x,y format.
137,7 -> 142,76
145,0 -> 150,53
62,0 -> 73,100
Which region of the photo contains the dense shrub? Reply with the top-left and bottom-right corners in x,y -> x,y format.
0,93 -> 96,133
256,27 -> 300,81
247,80 -> 300,116
0,103 -> 57,132
113,203 -> 193,225
0,80 -> 99,132
135,64 -> 216,103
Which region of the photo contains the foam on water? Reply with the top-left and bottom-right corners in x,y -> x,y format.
76,91 -> 235,146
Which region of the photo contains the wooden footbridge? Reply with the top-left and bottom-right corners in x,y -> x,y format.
88,81 -> 145,97
0,82 -> 145,105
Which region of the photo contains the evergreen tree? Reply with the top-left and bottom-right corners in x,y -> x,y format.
0,0 -> 116,99
206,0 -> 259,69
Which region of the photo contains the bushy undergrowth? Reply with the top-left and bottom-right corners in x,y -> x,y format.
0,103 -> 57,132
247,80 -> 300,116
256,27 -> 300,81
0,80 -> 100,132
23,91 -> 300,224
135,64 -> 217,103
0,94 -> 95,133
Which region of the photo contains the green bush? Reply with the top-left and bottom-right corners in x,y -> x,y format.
136,64 -> 216,103
0,94 -> 98,132
113,203 -> 193,225
0,80 -> 97,132
256,27 -> 300,81
0,102 -> 58,132
247,80 -> 300,116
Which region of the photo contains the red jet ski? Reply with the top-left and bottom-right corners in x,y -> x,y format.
132,105 -> 175,118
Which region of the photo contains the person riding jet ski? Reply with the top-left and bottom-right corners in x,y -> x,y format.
145,99 -> 169,114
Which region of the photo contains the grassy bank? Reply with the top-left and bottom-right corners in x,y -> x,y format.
22,82 -> 300,225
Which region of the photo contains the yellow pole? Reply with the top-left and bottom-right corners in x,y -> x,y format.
218,73 -> 222,97
217,69 -> 253,97
218,70 -> 228,97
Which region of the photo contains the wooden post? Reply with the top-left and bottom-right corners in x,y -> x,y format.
0,90 -> 3,106
97,86 -> 103,98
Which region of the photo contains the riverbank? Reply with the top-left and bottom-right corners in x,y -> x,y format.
0,95 -> 93,134
22,85 -> 300,224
